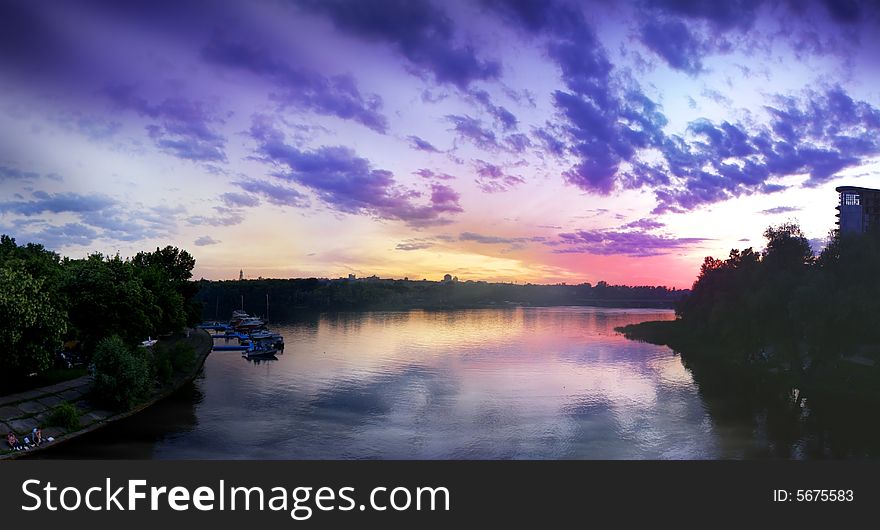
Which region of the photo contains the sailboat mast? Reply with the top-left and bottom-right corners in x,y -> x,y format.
266,292 -> 269,323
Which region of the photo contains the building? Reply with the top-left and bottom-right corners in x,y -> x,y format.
836,186 -> 880,234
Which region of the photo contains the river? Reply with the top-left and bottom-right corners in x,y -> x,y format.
46,307 -> 768,459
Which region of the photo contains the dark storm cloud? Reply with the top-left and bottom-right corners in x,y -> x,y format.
249,116 -> 463,226
297,0 -> 500,88
202,33 -> 388,133
105,85 -> 227,162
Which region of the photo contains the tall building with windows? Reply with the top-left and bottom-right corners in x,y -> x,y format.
836,186 -> 880,234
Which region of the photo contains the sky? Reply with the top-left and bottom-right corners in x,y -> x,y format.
1,0 -> 879,288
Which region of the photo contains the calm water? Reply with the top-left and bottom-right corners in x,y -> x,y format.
47,307 -> 761,459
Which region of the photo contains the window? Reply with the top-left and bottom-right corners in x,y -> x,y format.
842,193 -> 860,206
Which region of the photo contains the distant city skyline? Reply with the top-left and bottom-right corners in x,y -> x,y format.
1,0 -> 879,288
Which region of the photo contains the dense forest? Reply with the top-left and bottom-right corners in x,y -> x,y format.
623,223 -> 880,364
194,277 -> 687,320
618,223 -> 880,457
0,235 -> 202,393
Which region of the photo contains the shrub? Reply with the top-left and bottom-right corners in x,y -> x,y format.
155,355 -> 173,385
90,335 -> 151,411
169,342 -> 195,372
47,402 -> 80,431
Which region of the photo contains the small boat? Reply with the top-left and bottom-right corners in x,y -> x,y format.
243,343 -> 278,359
247,330 -> 284,350
139,336 -> 158,348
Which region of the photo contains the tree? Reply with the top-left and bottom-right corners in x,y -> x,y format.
0,265 -> 67,378
90,335 -> 151,410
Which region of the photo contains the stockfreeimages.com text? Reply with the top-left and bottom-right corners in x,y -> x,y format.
21,479 -> 450,520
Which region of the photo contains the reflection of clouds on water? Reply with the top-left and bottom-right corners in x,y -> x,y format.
56,307 -> 729,459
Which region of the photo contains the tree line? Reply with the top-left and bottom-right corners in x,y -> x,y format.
674,222 -> 880,366
194,277 -> 687,319
0,235 -> 202,390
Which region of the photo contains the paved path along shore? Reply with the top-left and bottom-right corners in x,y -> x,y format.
0,376 -> 96,445
1,329 -> 212,459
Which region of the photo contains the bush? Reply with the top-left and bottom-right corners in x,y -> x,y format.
90,335 -> 152,411
47,402 -> 80,431
169,342 -> 195,372
155,355 -> 173,385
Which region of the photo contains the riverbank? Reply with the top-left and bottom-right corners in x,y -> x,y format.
0,328 -> 212,460
617,318 -> 880,457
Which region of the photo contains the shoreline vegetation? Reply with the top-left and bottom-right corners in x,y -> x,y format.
616,224 -> 880,457
0,329 -> 212,460
194,278 -> 686,319
1,234 -> 208,457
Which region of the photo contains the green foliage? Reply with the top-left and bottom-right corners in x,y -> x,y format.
675,222 -> 880,362
153,341 -> 195,384
61,253 -> 161,350
90,335 -> 152,411
0,264 -> 67,378
194,277 -> 685,319
47,402 -> 80,431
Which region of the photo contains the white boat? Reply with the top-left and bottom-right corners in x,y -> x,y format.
139,336 -> 158,348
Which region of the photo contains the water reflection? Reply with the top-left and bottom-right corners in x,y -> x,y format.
49,307 -> 741,459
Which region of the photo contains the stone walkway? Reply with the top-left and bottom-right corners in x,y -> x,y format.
1,375 -> 114,452
1,329 -> 212,459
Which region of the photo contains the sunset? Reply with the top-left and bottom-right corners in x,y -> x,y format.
2,1 -> 877,287
3,2 -> 880,522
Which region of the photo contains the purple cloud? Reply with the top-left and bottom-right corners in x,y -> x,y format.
473,160 -> 525,193
551,229 -> 708,257
105,85 -> 227,162
447,114 -> 500,150
396,239 -> 435,251
202,32 -> 387,133
487,0 -> 668,194
621,218 -> 665,230
470,89 -> 519,131
646,86 -> 880,212
186,207 -> 245,227
760,206 -> 801,215
639,18 -> 706,75
460,231 -> 545,251
415,169 -> 456,180
250,117 -> 463,226
408,135 -> 441,152
221,192 -> 260,208
233,179 -> 310,208
0,191 -> 115,216
0,165 -> 41,181
298,0 -> 500,88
